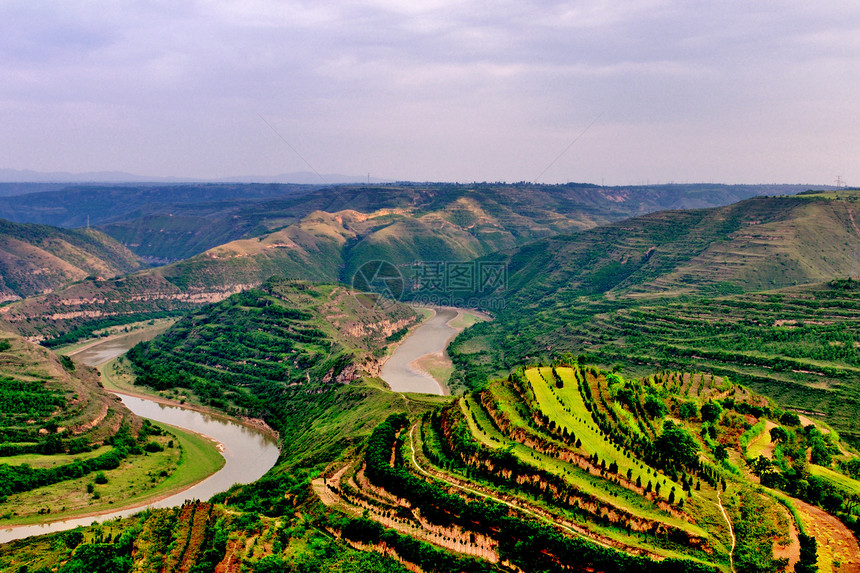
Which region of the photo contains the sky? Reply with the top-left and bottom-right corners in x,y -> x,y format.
1,1 -> 859,186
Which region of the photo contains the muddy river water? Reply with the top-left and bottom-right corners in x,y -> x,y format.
380,306 -> 470,395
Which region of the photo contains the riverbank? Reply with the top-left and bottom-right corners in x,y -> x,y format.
98,356 -> 280,442
380,306 -> 487,395
1,331 -> 281,544
0,420 -> 224,535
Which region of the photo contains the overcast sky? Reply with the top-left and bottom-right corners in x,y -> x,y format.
1,1 -> 859,185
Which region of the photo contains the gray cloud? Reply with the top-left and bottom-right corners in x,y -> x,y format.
1,0 -> 858,184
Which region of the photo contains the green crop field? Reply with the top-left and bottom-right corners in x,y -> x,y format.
528,366 -> 681,498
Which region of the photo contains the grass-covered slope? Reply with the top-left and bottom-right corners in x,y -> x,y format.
316,362 -> 860,572
450,192 -> 860,428
488,191 -> 860,308
0,219 -> 146,302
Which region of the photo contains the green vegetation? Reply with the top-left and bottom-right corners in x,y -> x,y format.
5,187 -> 860,571
1,183 -> 817,342
0,420 -> 222,526
0,218 -> 146,302
0,332 -> 137,457
123,279 -> 427,463
451,193 -> 860,443
0,330 -> 225,528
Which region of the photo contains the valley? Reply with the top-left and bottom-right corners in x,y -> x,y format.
381,306 -> 487,395
1,182 -> 859,573
0,329 -> 279,544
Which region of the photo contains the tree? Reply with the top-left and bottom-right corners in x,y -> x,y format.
62,529 -> 84,549
678,401 -> 699,420
644,396 -> 667,419
810,443 -> 832,466
58,544 -> 131,573
255,555 -> 286,573
655,421 -> 700,466
769,426 -> 789,444
700,402 -> 723,423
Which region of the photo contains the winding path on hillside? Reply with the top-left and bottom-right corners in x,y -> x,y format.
715,491 -> 736,573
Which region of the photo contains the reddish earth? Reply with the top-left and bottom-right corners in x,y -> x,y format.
795,498 -> 860,573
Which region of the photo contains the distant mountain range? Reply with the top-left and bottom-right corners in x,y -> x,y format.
0,168 -> 389,186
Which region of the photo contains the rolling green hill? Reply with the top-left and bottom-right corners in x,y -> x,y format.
449,192 -> 860,438
123,278 -> 440,467
484,191 -> 860,307
0,219 -> 146,303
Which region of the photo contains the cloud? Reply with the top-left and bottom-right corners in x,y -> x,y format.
1,1 -> 859,184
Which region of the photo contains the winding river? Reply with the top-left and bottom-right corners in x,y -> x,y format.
3,305 -> 479,543
381,306 -> 476,395
0,331 -> 280,544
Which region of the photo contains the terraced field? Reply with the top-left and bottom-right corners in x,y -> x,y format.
311,360 -> 860,572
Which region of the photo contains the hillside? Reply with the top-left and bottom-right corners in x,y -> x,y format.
0,212 -> 353,342
0,219 -> 146,303
123,278 -> 442,466
482,191 -> 860,307
94,182 -> 814,263
0,181 -> 809,263
0,185 -> 834,344
316,362 -> 859,572
0,280 -> 449,573
3,271 -> 860,571
15,361 -> 856,572
523,280 -> 860,438
448,191 -> 860,385
0,183 -> 315,228
0,330 -> 211,526
0,331 -> 136,448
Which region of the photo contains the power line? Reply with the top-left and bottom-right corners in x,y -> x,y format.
256,113 -> 328,185
533,113 -> 603,184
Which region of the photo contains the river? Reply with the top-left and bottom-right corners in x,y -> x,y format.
0,330 -> 280,544
3,305 -> 478,542
380,306 -> 467,395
